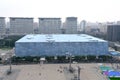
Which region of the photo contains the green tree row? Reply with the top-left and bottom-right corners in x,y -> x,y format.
9,55 -> 112,64
0,36 -> 23,48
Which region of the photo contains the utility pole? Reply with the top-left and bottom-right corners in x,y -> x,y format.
69,53 -> 72,70
9,50 -> 12,73
9,56 -> 12,73
7,51 -> 12,74
66,52 -> 73,72
78,66 -> 81,80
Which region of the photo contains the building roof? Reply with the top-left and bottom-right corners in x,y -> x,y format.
10,17 -> 33,19
39,18 -> 61,20
109,51 -> 120,56
0,17 -> 5,19
16,34 -> 107,43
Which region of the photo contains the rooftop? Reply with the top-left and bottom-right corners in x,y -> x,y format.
16,34 -> 107,43
39,18 -> 61,19
10,17 -> 33,19
0,17 -> 5,19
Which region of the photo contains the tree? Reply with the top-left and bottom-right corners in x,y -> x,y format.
57,56 -> 66,63
46,56 -> 54,63
87,55 -> 96,62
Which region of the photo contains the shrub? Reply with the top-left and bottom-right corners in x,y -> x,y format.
87,55 -> 96,62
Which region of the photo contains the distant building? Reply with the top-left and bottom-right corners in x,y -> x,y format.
0,17 -> 6,35
85,22 -> 107,35
85,22 -> 99,33
107,25 -> 120,42
61,28 -> 66,34
61,22 -> 66,34
98,23 -> 107,34
15,34 -> 108,56
33,22 -> 39,34
39,18 -> 61,34
10,17 -> 33,35
117,21 -> 120,25
79,20 -> 86,33
64,17 -> 77,34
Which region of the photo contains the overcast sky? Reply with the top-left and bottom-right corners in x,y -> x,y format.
0,0 -> 120,22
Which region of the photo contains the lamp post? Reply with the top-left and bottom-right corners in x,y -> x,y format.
78,66 -> 81,80
66,52 -> 72,71
7,50 -> 12,74
9,56 -> 12,73
9,49 -> 13,72
69,53 -> 72,69
6,39 -> 11,49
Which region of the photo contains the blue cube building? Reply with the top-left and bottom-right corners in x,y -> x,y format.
15,34 -> 108,56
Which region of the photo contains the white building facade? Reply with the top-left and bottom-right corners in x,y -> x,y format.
79,20 -> 86,33
65,17 -> 77,34
0,17 -> 6,35
10,17 -> 33,35
39,18 -> 61,34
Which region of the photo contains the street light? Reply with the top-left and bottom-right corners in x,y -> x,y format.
66,52 -> 72,71
78,66 -> 81,80
7,49 -> 13,74
9,56 -> 12,73
9,52 -> 12,73
69,53 -> 72,69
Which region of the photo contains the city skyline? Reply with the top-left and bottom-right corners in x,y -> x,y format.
0,0 -> 120,22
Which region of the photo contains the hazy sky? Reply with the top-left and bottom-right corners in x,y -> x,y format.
0,0 -> 120,22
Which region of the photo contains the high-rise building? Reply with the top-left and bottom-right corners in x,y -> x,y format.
33,22 -> 39,34
10,17 -> 33,35
39,18 -> 61,34
0,17 -> 6,35
85,22 -> 99,33
85,22 -> 108,34
107,25 -> 120,42
64,17 -> 77,34
80,20 -> 86,33
61,22 -> 66,34
98,23 -> 107,34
